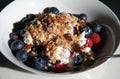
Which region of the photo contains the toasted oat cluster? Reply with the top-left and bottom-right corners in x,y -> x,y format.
23,12 -> 93,64
9,7 -> 103,72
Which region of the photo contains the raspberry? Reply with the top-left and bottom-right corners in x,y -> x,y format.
53,63 -> 67,73
85,38 -> 93,47
80,38 -> 93,49
89,33 -> 101,46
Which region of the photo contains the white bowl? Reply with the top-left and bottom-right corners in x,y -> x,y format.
0,0 -> 120,76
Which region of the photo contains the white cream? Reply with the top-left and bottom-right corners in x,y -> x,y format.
49,13 -> 56,17
67,22 -> 78,34
81,47 -> 91,53
78,31 -> 86,47
53,46 -> 70,64
24,31 -> 33,45
63,23 -> 73,34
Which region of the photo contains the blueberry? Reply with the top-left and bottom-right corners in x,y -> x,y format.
16,50 -> 28,62
91,22 -> 102,33
19,29 -> 25,35
13,22 -> 24,32
10,40 -> 24,51
81,26 -> 93,37
10,32 -> 19,40
21,14 -> 36,25
43,7 -> 59,14
24,57 -> 35,67
43,7 -> 51,13
20,17 -> 29,25
43,55 -> 49,61
50,7 -> 59,14
12,29 -> 25,39
16,29 -> 25,38
78,13 -> 87,21
33,58 -> 47,70
8,39 -> 14,47
27,14 -> 36,20
73,55 -> 83,66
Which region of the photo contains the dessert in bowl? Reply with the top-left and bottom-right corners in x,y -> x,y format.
8,7 -> 110,73
0,0 -> 120,75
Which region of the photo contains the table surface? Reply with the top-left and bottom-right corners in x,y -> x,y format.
0,0 -> 120,79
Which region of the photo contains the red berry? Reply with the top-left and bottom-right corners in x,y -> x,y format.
80,38 -> 93,49
79,20 -> 86,27
85,38 -> 93,47
89,33 -> 101,46
53,63 -> 67,72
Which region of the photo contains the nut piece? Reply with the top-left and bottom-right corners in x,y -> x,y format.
23,44 -> 33,52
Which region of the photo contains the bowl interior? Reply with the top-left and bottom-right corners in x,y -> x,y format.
0,0 -> 120,75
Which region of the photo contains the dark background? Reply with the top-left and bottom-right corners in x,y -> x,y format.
0,0 -> 120,72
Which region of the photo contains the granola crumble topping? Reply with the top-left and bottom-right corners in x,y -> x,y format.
23,12 -> 88,64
